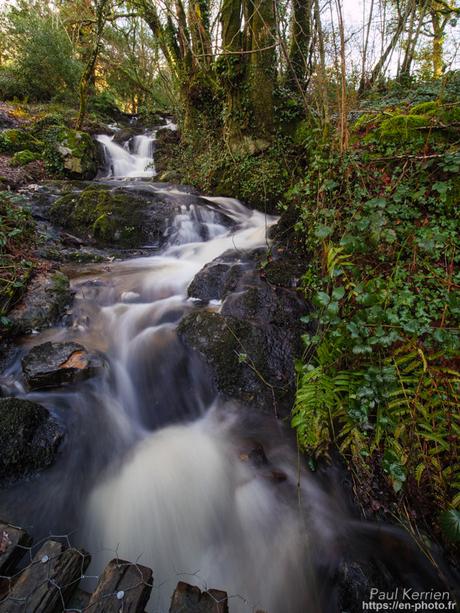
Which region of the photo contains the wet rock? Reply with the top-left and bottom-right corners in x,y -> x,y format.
22,341 -> 106,390
179,267 -> 310,417
112,126 -> 144,145
49,185 -> 236,249
0,397 -> 63,483
6,272 -> 74,337
169,581 -> 228,613
154,127 -> 180,175
187,249 -> 266,302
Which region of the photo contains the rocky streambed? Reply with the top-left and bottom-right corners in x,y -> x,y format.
0,122 -> 457,612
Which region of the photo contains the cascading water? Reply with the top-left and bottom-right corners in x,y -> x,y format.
0,128 -> 453,612
97,132 -> 155,178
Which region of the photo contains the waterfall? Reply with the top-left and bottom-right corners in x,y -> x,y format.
96,133 -> 155,178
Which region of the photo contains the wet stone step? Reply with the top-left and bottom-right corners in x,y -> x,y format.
0,539 -> 90,613
169,581 -> 229,613
0,521 -> 32,576
22,341 -> 106,390
84,558 -> 153,612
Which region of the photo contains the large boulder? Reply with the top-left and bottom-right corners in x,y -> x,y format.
5,272 -> 73,337
178,281 -> 308,417
187,248 -> 265,302
22,341 -> 106,390
49,185 -> 236,249
0,397 -> 63,483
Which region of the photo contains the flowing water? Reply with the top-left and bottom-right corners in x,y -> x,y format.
96,132 -> 156,178
0,128 -> 455,612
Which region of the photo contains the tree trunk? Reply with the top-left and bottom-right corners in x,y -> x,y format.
314,0 -> 329,125
365,0 -> 414,91
288,0 -> 312,89
431,8 -> 444,78
246,0 -> 276,140
76,0 -> 110,130
221,0 -> 245,147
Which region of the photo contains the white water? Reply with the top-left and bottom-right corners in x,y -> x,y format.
96,133 -> 155,178
68,188 -> 321,613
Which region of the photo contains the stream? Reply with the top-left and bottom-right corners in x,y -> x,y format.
0,125 -> 455,612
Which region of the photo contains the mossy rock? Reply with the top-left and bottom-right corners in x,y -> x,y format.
6,271 -> 73,337
11,149 -> 41,167
353,112 -> 386,132
49,186 -> 179,248
0,128 -> 43,154
55,128 -> 98,179
378,114 -> 429,143
410,100 -> 460,123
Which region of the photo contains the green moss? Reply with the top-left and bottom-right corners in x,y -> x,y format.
0,129 -> 43,154
11,150 -> 41,167
411,101 -> 439,115
50,187 -> 147,247
379,114 -> 429,142
353,112 -> 386,131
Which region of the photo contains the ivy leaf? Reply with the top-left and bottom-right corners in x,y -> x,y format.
439,509 -> 460,542
314,225 -> 333,239
366,197 -> 387,209
332,286 -> 345,301
315,291 -> 330,307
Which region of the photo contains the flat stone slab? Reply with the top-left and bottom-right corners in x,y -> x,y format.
169,581 -> 228,613
0,521 -> 31,576
85,558 -> 153,612
0,539 -> 90,612
22,341 -> 106,390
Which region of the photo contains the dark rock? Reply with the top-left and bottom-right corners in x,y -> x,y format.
154,127 -> 180,175
0,397 -> 63,483
0,520 -> 32,575
187,249 -> 266,302
112,126 -> 144,145
179,266 -> 310,417
22,341 -> 106,390
5,272 -> 74,337
49,185 -> 236,249
169,581 -> 228,613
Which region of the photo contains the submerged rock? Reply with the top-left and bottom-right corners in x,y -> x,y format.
22,341 -> 106,390
0,397 -> 63,483
6,272 -> 73,337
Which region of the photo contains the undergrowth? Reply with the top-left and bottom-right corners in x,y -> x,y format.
290,98 -> 460,545
0,192 -> 36,322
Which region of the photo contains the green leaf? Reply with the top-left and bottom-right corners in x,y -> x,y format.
314,225 -> 333,239
439,509 -> 460,542
332,286 -> 345,301
315,291 -> 330,307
